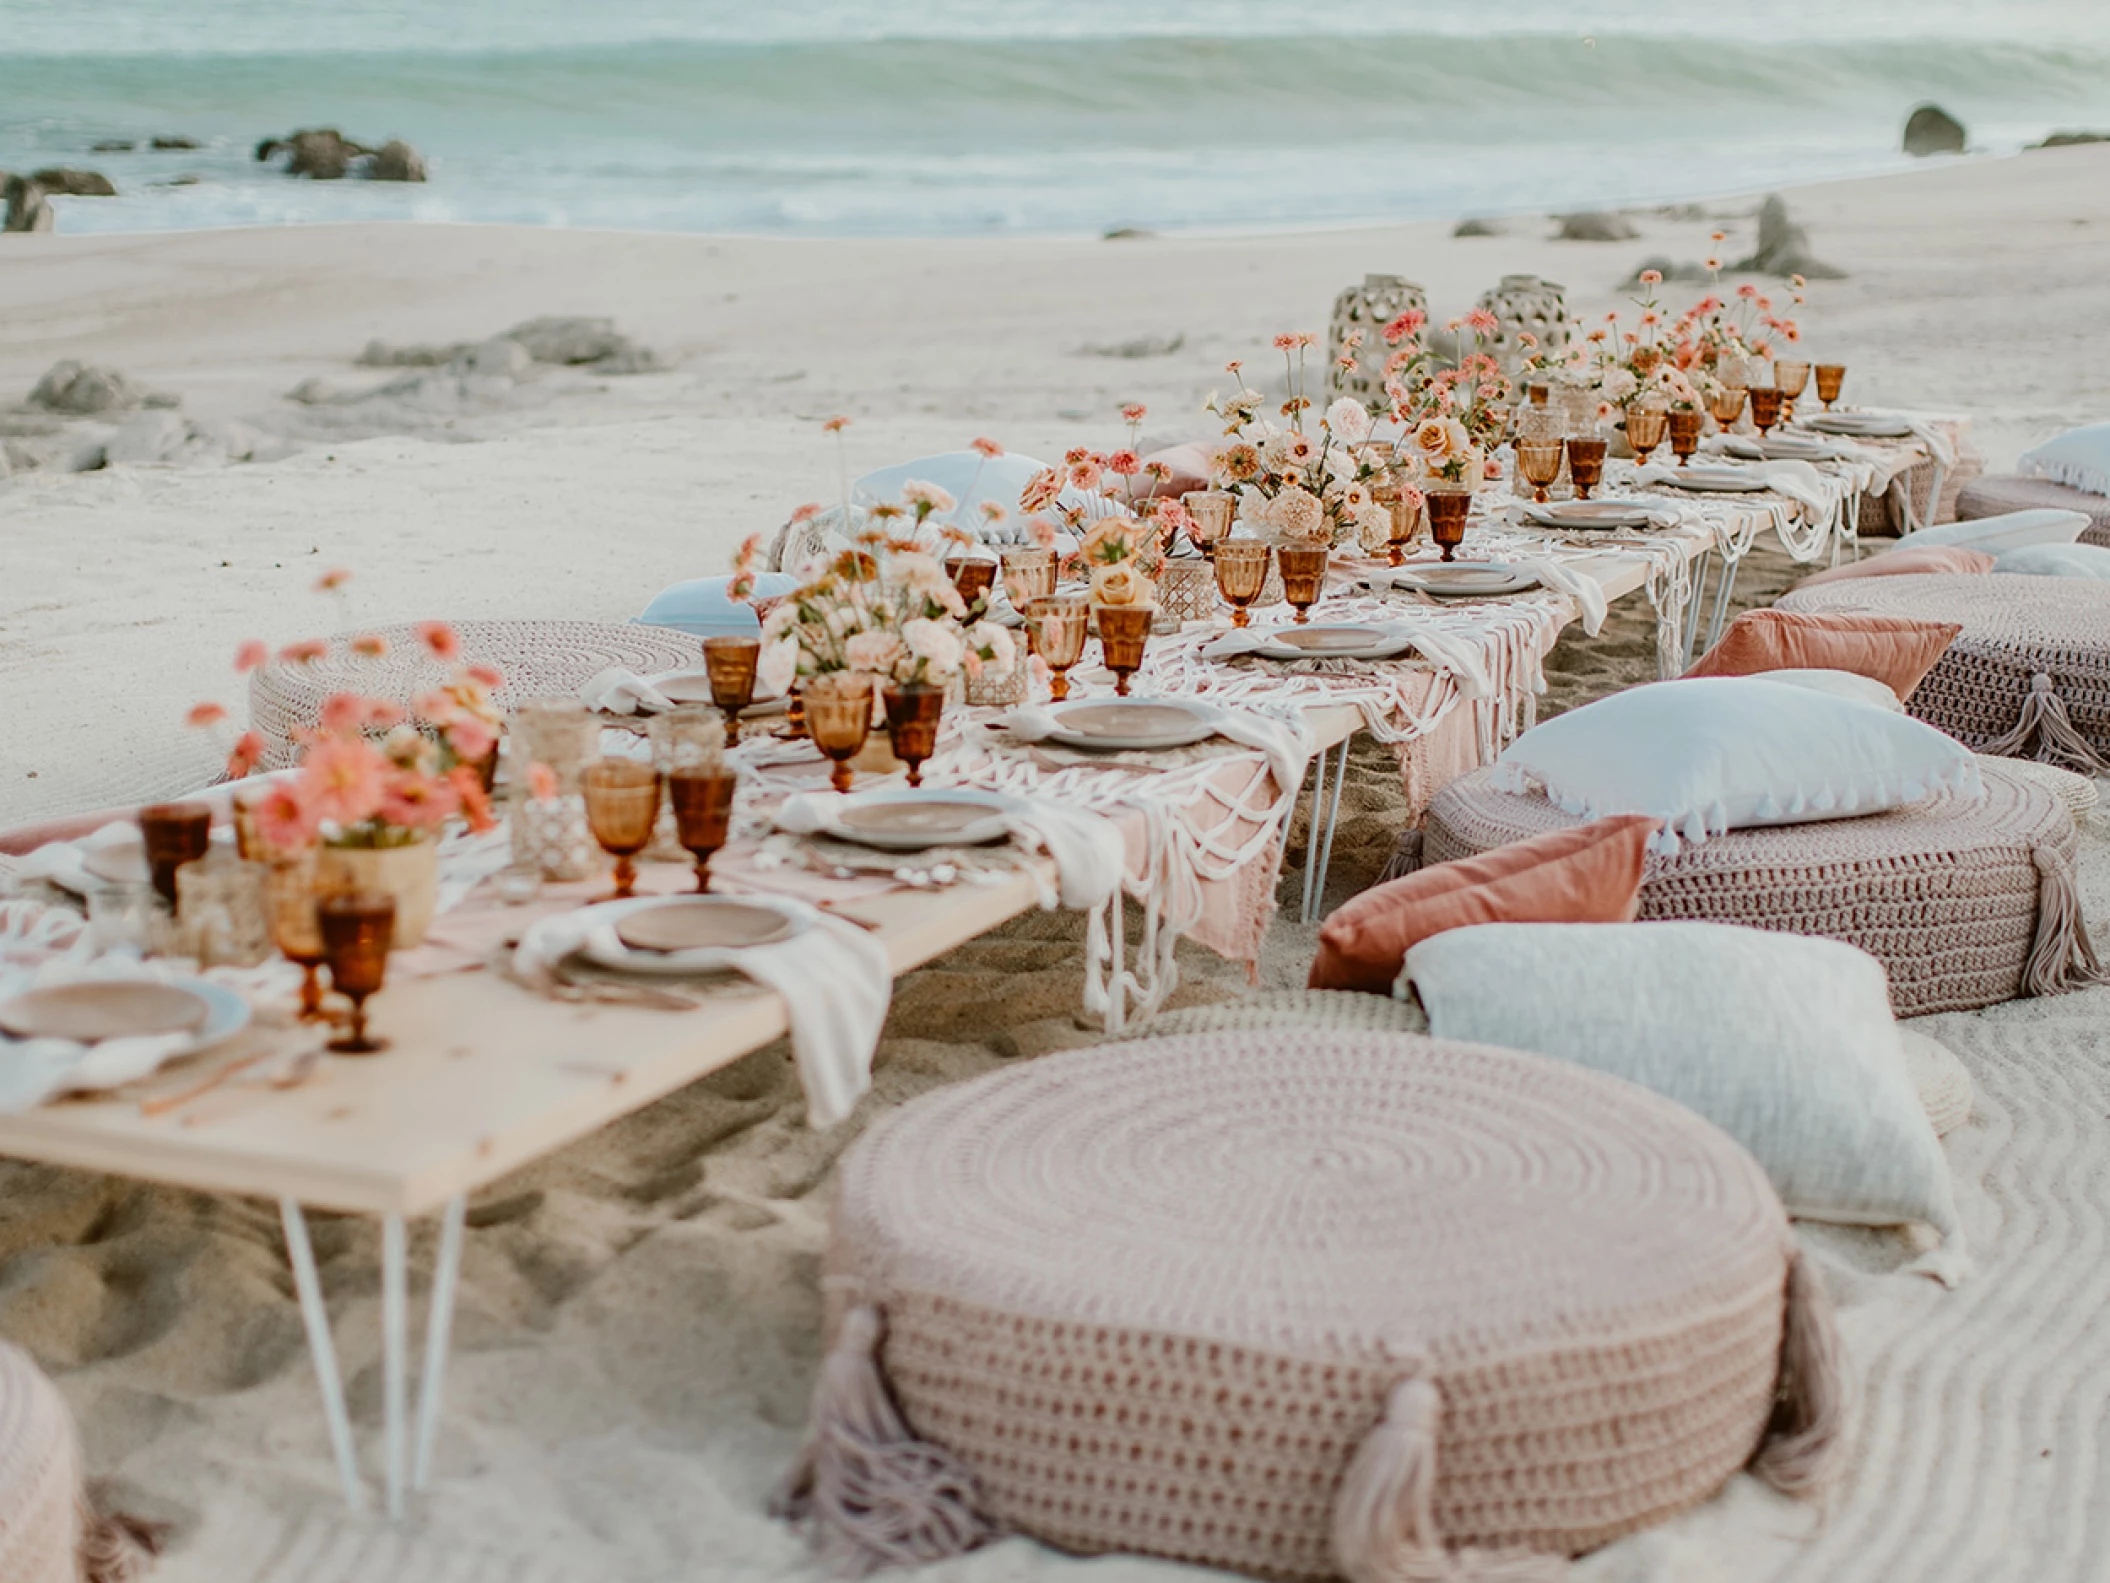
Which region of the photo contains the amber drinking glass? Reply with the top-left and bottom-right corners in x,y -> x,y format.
1424,489 -> 1472,561
945,556 -> 998,609
266,852 -> 330,1023
1667,408 -> 1704,466
668,769 -> 738,893
1383,492 -> 1424,565
1773,359 -> 1809,420
139,801 -> 213,909
1814,363 -> 1846,410
1748,385 -> 1784,437
1275,545 -> 1328,624
318,893 -> 395,1055
1707,385 -> 1747,432
701,635 -> 761,745
1000,548 -> 1057,608
1025,595 -> 1090,700
581,760 -> 663,899
1624,400 -> 1669,465
801,677 -> 873,794
1211,541 -> 1272,627
1564,436 -> 1608,500
1181,490 -> 1235,558
881,685 -> 946,788
1091,605 -> 1152,696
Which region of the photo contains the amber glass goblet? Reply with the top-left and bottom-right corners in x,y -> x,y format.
1565,437 -> 1608,500
1000,548 -> 1057,608
139,801 -> 213,909
668,768 -> 738,893
266,851 -> 330,1023
1773,359 -> 1809,421
881,685 -> 946,788
1212,541 -> 1272,628
1094,605 -> 1154,696
945,556 -> 998,610
801,677 -> 873,794
1383,492 -> 1424,565
1424,489 -> 1472,561
1025,595 -> 1090,701
1181,490 -> 1235,558
581,759 -> 662,899
1667,408 -> 1704,467
318,893 -> 395,1055
1275,545 -> 1328,624
1748,385 -> 1784,437
1814,363 -> 1846,410
1707,385 -> 1747,432
701,635 -> 761,745
1624,400 -> 1669,465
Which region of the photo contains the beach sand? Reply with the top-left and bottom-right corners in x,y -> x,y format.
2,149 -> 2109,1581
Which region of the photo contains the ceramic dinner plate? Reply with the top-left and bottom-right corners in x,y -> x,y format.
1385,562 -> 1541,598
0,980 -> 210,1042
1745,434 -> 1834,460
81,840 -> 151,887
821,788 -> 1015,852
1659,465 -> 1770,494
1521,499 -> 1661,531
1248,624 -> 1414,662
583,895 -> 809,976
653,673 -> 793,716
1799,412 -> 1914,439
1042,699 -> 1221,752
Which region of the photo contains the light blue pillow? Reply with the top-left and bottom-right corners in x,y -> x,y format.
1993,543 -> 2110,580
636,573 -> 798,639
1896,507 -> 2089,554
2020,421 -> 2110,498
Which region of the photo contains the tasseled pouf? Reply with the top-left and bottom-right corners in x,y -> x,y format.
774,1030 -> 1848,1580
0,1340 -> 156,1583
1779,573 -> 2110,776
1421,760 -> 2100,1017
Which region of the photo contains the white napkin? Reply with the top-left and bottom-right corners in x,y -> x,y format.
1201,621 -> 1495,700
1896,415 -> 1958,469
577,666 -> 680,716
1679,456 -> 1830,515
1516,497 -> 1695,532
1002,701 -> 1314,797
774,791 -> 1124,910
14,821 -> 143,894
512,895 -> 889,1129
0,958 -> 212,1113
1510,558 -> 1608,636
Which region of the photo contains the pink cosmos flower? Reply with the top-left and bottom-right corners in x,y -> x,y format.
279,639 -> 328,666
1710,230 -> 1727,244
978,500 -> 1008,524
315,567 -> 353,593
1464,309 -> 1500,336
226,731 -> 265,781
253,782 -> 319,852
1381,310 -> 1426,346
350,633 -> 389,659
1067,458 -> 1103,491
415,622 -> 461,662
466,663 -> 504,689
448,766 -> 497,834
186,701 -> 228,729
1640,269 -> 1663,286
1271,333 -> 1301,351
1119,404 -> 1146,423
526,761 -> 560,802
971,436 -> 1004,458
318,693 -> 369,735
379,771 -> 459,832
1107,450 -> 1141,476
234,640 -> 269,674
789,502 -> 822,524
1026,516 -> 1060,551
822,416 -> 851,434
299,735 -> 389,826
364,700 -> 406,731
412,688 -> 461,726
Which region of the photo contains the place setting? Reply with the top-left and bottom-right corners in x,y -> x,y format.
0,965 -> 254,1113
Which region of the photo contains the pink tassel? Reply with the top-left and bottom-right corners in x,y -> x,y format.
771,1304 -> 991,1570
1750,1251 -> 1853,1497
2025,845 -> 2108,998
78,1498 -> 164,1583
1983,673 -> 2110,776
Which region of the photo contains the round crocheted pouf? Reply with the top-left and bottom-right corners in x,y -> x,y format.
246,620 -> 702,770
1779,573 -> 2110,776
775,1030 -> 1846,1580
1422,760 -> 2098,1017
0,1340 -> 103,1583
1955,475 -> 2110,548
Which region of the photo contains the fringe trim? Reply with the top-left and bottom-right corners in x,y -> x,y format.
1983,673 -> 2110,777
769,1304 -> 993,1570
1332,1373 -> 1568,1583
2019,453 -> 2110,500
1377,830 -> 1425,885
1750,1251 -> 1852,1498
2025,845 -> 2109,997
79,1497 -> 165,1583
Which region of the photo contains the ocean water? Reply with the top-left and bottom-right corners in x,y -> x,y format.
3,0 -> 2109,238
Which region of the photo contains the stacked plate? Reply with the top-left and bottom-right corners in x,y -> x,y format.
1383,562 -> 1540,598
1245,624 -> 1416,662
796,788 -> 1016,852
580,895 -> 808,976
1033,698 -> 1223,752
1657,464 -> 1770,494
1519,499 -> 1665,531
0,975 -> 250,1067
652,673 -> 794,717
1798,411 -> 1914,440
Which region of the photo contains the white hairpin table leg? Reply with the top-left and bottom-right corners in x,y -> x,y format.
1299,742 -> 1338,925
413,1194 -> 467,1492
1923,458 -> 1947,531
1703,548 -> 1743,651
279,1197 -> 367,1514
1310,741 -> 1349,924
382,1214 -> 408,1520
1677,548 -> 1714,672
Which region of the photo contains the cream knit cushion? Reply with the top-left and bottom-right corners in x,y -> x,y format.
1979,753 -> 2099,821
1779,574 -> 2110,776
0,1341 -> 87,1583
1421,760 -> 2101,1016
1402,922 -> 1964,1282
777,1030 -> 1849,1578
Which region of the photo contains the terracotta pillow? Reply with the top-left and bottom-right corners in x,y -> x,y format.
1310,815 -> 1657,993
1684,609 -> 1962,702
1135,441 -> 1214,500
1796,545 -> 1994,587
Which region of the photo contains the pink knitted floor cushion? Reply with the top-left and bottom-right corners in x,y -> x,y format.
1957,474 -> 2110,548
1422,760 -> 2100,1016
1778,574 -> 2110,774
776,1030 -> 1847,1580
0,1341 -> 153,1583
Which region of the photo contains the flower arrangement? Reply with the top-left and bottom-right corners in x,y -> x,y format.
1077,515 -> 1160,608
1015,403 -> 1192,561
186,579 -> 501,856
1377,311 -> 1515,492
745,486 -> 1017,694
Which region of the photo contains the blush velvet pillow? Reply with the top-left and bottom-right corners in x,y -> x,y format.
1309,814 -> 1657,993
1796,544 -> 1995,587
1685,608 -> 1962,701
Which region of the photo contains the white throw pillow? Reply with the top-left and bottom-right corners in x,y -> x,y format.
1897,507 -> 2090,554
853,451 -> 1118,539
1748,667 -> 1904,712
2019,420 -> 2110,498
1402,921 -> 1966,1283
1492,677 -> 1981,853
1993,543 -> 2110,580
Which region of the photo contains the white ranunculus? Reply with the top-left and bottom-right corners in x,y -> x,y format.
1268,484 -> 1326,542
1600,368 -> 1639,404
1325,397 -> 1372,442
844,629 -> 907,675
900,617 -> 965,673
967,622 -> 1017,678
